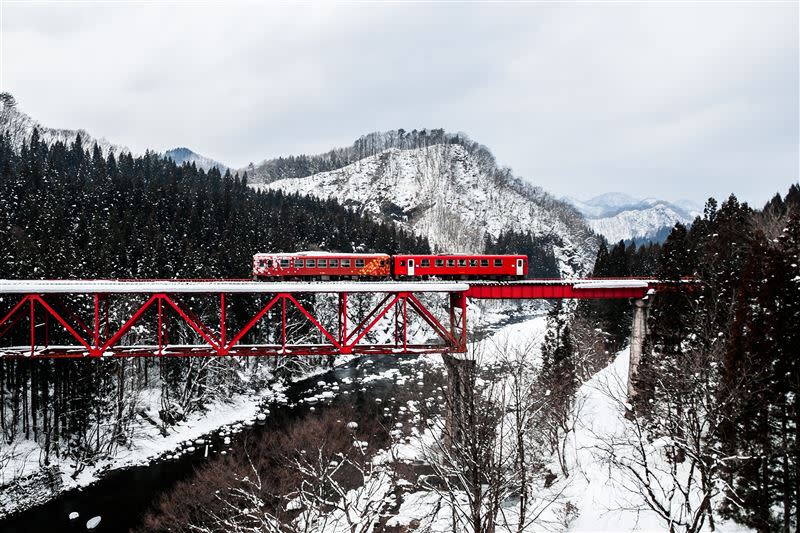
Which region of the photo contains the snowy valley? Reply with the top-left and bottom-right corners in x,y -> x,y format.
0,100 -> 796,533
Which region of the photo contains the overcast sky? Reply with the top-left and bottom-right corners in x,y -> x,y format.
1,1 -> 797,206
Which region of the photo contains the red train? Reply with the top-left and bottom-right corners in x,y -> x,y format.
253,252 -> 528,280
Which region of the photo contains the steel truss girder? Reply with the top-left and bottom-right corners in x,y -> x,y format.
0,290 -> 468,359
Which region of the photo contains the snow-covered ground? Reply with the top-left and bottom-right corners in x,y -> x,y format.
383,316 -> 753,532
0,381 -> 284,517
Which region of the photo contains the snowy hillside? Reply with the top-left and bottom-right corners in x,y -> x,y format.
164,147 -> 229,173
566,193 -> 700,243
256,144 -> 599,277
0,102 -> 130,156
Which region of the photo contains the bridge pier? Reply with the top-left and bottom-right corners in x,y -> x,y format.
627,292 -> 654,402
442,353 -> 477,449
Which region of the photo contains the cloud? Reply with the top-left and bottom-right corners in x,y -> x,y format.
2,1 -> 797,205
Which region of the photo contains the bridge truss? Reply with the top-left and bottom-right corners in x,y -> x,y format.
0,278 -> 685,359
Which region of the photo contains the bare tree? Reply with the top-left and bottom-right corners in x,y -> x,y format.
419,338 -> 566,532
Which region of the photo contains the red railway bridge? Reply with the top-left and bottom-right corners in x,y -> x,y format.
0,278 -> 692,360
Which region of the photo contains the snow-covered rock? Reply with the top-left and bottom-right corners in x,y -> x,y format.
257,144 -> 598,276
86,515 -> 101,530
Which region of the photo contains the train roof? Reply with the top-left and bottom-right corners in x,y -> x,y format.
393,253 -> 527,257
254,251 -> 390,258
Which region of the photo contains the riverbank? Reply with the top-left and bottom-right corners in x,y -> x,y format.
0,357 -> 348,520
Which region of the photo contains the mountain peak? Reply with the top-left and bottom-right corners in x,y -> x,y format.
164,147 -> 229,173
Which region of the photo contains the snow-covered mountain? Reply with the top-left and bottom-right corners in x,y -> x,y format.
164,147 -> 229,173
565,193 -> 701,244
256,143 -> 600,277
0,100 -> 130,156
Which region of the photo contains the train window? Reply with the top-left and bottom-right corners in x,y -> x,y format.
421,259 -> 430,267
318,259 -> 327,268
330,259 -> 339,267
400,260 -> 406,266
280,259 -> 290,268
355,259 -> 365,268
494,259 -> 503,267
458,259 -> 467,267
380,260 -> 385,266
447,259 -> 455,267
306,259 -> 316,268
267,259 -> 274,268
435,259 -> 444,267
469,259 -> 478,267
480,259 -> 489,267
342,259 -> 351,267
294,260 -> 303,268
258,260 -> 266,267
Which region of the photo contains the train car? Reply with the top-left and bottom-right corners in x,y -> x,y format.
393,254 -> 527,279
253,252 -> 391,280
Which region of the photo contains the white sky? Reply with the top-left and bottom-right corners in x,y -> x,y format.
1,1 -> 797,206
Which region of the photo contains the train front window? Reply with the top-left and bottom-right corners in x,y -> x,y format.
494,259 -> 503,267
330,259 -> 339,267
469,259 -> 477,267
435,259 -> 444,267
342,259 -> 351,267
355,259 -> 365,268
306,259 -> 316,268
458,259 -> 467,267
295,260 -> 303,268
318,259 -> 327,268
480,259 -> 489,267
421,259 -> 430,267
279,259 -> 290,268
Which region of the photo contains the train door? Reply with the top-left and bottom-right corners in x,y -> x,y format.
408,258 -> 415,276
516,258 -> 523,276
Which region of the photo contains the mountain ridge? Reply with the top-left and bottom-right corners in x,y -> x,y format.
565,192 -> 701,243
0,99 -> 131,157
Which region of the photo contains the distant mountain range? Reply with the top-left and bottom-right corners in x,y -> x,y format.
564,192 -> 702,244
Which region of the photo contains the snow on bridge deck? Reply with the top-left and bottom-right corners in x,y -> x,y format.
466,278 -> 665,299
0,280 -> 469,294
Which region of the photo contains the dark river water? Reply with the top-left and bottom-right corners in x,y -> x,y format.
0,354 -> 437,533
